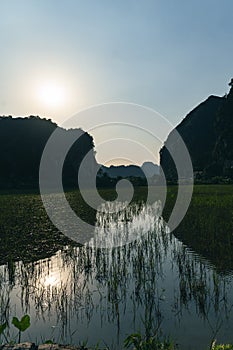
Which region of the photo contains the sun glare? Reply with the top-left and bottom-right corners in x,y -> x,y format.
44,274 -> 60,287
37,81 -> 67,108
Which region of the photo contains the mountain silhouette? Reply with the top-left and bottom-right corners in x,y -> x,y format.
206,82 -> 233,178
97,162 -> 159,187
141,162 -> 159,177
100,164 -> 144,178
0,116 -> 97,189
100,162 -> 159,179
160,93 -> 226,182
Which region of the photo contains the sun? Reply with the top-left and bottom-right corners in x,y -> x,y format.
37,81 -> 67,109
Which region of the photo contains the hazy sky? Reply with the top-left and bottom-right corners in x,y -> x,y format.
1,0 -> 233,165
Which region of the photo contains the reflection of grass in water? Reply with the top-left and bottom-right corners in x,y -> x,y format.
1,185 -> 233,271
163,185 -> 233,273
0,204 -> 170,345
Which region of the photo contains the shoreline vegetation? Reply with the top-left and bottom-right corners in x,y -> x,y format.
0,338 -> 233,350
1,342 -> 233,350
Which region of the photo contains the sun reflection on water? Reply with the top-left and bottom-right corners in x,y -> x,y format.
44,274 -> 60,287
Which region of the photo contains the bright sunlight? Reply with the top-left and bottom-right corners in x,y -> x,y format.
37,81 -> 67,109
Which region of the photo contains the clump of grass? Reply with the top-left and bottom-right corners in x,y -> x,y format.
212,345 -> 233,350
124,332 -> 174,350
211,340 -> 233,350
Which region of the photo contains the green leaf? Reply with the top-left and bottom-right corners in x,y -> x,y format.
0,322 -> 7,335
12,317 -> 21,331
20,315 -> 30,332
12,315 -> 30,332
124,333 -> 141,348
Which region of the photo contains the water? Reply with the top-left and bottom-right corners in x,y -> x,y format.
1,200 -> 233,349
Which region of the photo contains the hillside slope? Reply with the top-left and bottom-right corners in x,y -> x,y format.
160,95 -> 225,181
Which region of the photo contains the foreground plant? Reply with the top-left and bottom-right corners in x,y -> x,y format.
124,332 -> 174,350
211,344 -> 233,350
2,316 -> 233,350
0,317 -> 30,344
0,322 -> 7,343
11,315 -> 30,343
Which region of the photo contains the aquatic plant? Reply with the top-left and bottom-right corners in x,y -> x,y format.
0,314 -> 30,344
12,314 -> 30,343
124,332 -> 174,349
211,343 -> 233,350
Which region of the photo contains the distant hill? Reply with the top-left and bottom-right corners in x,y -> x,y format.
160,94 -> 225,182
100,164 -> 145,178
96,162 -> 159,187
100,162 -> 159,179
141,162 -> 159,177
0,116 -> 97,189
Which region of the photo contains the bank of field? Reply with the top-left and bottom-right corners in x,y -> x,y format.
164,185 -> 233,273
0,185 -> 233,271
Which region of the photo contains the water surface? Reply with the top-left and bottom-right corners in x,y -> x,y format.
1,198 -> 233,349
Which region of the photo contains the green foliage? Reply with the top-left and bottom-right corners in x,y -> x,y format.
78,339 -> 88,349
0,322 -> 7,335
163,185 -> 233,273
0,315 -> 31,344
212,345 -> 233,350
12,315 -> 30,343
12,315 -> 30,332
44,340 -> 55,344
0,322 -> 7,343
124,332 -> 174,350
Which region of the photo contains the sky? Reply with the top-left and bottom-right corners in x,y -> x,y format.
0,0 -> 233,165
